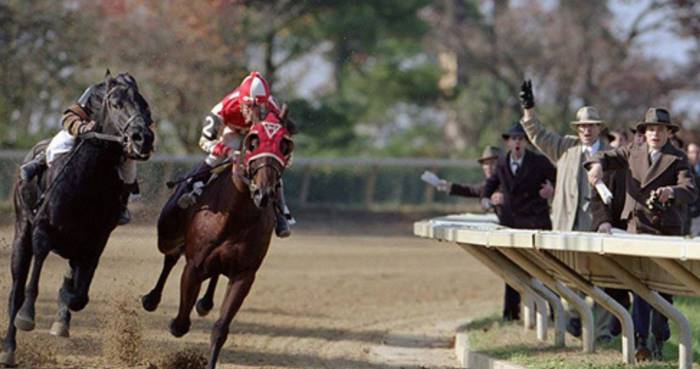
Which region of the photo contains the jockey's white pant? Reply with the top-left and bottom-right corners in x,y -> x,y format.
205,126 -> 241,166
46,129 -> 137,184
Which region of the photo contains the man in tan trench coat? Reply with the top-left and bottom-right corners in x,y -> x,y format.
518,80 -> 619,340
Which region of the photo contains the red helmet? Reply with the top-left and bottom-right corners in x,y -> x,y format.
238,71 -> 271,106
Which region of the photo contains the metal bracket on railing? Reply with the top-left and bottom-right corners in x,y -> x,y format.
593,255 -> 692,369
483,248 -> 573,347
459,244 -> 549,342
535,250 -> 635,364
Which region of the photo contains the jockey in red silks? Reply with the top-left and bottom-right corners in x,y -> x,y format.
176,71 -> 294,237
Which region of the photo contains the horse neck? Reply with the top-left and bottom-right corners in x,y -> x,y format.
68,140 -> 122,186
229,167 -> 265,218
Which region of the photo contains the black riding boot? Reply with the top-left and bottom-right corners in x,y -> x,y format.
20,156 -> 47,182
177,161 -> 215,209
274,182 -> 293,238
118,181 -> 140,225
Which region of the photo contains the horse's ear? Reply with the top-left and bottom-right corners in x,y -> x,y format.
104,69 -> 112,78
281,104 -> 299,135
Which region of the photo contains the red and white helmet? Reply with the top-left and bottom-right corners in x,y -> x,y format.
238,71 -> 271,106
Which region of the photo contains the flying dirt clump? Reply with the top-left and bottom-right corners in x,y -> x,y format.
102,294 -> 143,366
16,337 -> 57,367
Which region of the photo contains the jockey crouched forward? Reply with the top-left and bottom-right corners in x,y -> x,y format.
173,71 -> 294,238
20,77 -> 149,225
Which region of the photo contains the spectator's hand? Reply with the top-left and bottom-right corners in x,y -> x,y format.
597,222 -> 612,234
212,142 -> 232,157
655,186 -> 674,204
436,180 -> 450,192
587,163 -> 603,186
491,192 -> 504,206
519,79 -> 535,109
539,180 -> 554,199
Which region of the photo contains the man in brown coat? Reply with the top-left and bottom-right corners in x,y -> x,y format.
587,107 -> 698,359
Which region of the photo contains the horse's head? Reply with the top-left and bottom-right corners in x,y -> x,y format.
96,71 -> 155,160
240,114 -> 294,208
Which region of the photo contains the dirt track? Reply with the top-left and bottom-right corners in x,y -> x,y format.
0,220 -> 501,369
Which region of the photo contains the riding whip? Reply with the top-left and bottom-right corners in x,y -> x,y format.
166,159 -> 233,189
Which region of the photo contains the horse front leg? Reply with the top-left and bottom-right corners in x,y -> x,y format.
50,265 -> 74,337
15,229 -> 52,332
170,262 -> 203,338
208,272 -> 256,369
60,258 -> 98,312
1,222 -> 33,367
196,275 -> 219,317
142,253 -> 181,312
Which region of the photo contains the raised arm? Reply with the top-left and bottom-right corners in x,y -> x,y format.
518,80 -> 578,162
520,115 -> 579,163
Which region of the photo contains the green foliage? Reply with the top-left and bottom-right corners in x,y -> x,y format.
0,1 -> 94,148
2,0 -> 699,158
288,98 -> 362,156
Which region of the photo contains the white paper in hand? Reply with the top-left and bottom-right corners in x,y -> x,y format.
421,170 -> 442,187
595,180 -> 613,205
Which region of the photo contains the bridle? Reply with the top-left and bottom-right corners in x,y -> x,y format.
236,155 -> 283,197
84,83 -> 146,150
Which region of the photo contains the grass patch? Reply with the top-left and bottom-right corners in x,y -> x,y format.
467,297 -> 700,369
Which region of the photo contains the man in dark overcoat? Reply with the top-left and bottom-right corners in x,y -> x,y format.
482,123 -> 557,320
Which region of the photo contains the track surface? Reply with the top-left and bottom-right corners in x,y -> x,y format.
0,221 -> 500,368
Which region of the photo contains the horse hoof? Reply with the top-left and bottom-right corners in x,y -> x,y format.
68,296 -> 88,312
195,299 -> 213,317
0,350 -> 15,367
169,319 -> 189,338
14,314 -> 35,331
141,293 -> 161,312
49,321 -> 70,338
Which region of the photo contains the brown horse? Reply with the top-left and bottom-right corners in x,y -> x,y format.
142,118 -> 294,369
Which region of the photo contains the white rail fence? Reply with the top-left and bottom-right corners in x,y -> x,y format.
414,214 -> 700,369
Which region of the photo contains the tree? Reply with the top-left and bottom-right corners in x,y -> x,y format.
0,1 -> 94,148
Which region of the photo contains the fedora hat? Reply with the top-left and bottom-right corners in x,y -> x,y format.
477,145 -> 502,164
570,106 -> 604,127
635,107 -> 679,133
502,122 -> 527,140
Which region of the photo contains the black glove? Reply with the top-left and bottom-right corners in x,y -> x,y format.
519,79 -> 535,109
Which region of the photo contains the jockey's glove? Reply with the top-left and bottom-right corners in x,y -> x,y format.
212,142 -> 232,157
78,120 -> 97,135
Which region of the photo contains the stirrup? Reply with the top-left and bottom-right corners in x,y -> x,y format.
177,181 -> 204,209
281,204 -> 296,225
275,216 -> 291,238
117,208 -> 131,225
274,204 -> 292,238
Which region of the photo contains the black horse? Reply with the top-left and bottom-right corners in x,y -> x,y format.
0,72 -> 155,367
